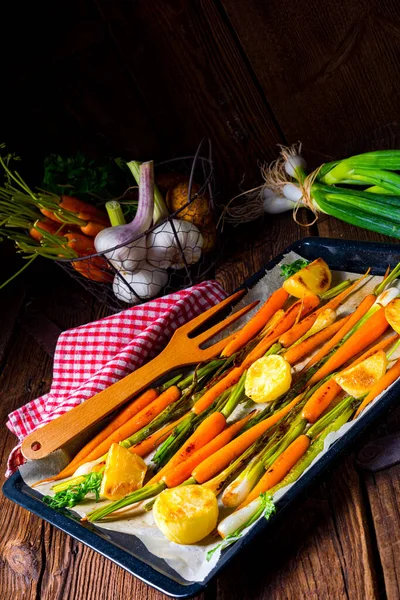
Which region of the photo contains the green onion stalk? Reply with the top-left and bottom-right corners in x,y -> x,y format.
228,145 -> 400,240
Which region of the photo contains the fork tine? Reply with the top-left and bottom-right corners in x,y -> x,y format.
180,289 -> 247,334
194,300 -> 259,346
196,331 -> 239,360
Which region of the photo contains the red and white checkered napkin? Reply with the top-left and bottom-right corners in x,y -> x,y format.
6,280 -> 226,476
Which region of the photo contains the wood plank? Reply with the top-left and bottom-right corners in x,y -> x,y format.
216,456 -> 378,600
221,0 -> 400,154
93,0 -> 284,196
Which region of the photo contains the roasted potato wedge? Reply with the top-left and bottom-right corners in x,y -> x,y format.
153,485 -> 218,544
283,258 -> 332,299
333,350 -> 388,398
100,443 -> 147,501
245,355 -> 292,404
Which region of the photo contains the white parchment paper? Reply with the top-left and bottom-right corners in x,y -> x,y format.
19,251 -> 400,583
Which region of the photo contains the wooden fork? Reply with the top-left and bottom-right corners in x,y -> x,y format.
21,290 -> 258,460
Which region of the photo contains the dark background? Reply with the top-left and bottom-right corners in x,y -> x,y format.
2,0 -> 400,198
2,3 -> 400,600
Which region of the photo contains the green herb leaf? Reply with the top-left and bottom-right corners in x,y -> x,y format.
43,472 -> 103,510
280,259 -> 309,279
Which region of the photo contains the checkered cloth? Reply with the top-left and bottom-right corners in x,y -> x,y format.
6,280 -> 226,476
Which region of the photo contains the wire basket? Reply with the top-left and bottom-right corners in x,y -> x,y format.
56,139 -> 219,312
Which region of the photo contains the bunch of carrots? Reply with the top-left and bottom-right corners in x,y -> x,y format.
38,257 -> 400,550
0,149 -> 112,286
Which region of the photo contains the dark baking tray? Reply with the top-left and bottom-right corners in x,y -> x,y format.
4,237 -> 400,598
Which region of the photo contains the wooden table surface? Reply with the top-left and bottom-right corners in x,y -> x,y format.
1,211 -> 400,600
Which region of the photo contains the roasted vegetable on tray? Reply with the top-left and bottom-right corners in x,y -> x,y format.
37,257 -> 400,556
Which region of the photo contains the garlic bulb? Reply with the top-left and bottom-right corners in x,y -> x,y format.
146,219 -> 203,270
113,264 -> 168,305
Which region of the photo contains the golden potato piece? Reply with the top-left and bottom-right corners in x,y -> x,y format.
245,355 -> 292,404
385,298 -> 400,335
166,181 -> 212,228
100,443 -> 147,501
153,485 -> 218,545
283,258 -> 332,299
333,350 -> 388,398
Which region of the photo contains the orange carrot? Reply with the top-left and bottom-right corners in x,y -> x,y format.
308,306 -> 389,386
68,389 -> 158,469
278,273 -> 368,349
303,294 -> 376,370
284,316 -> 350,365
191,366 -> 246,415
77,385 -> 181,465
72,253 -> 113,283
161,413 -> 253,488
129,413 -> 188,457
302,380 -> 342,423
221,288 -> 289,357
279,312 -> 319,348
147,411 -> 227,485
354,358 -> 400,418
39,207 -> 63,223
239,434 -> 311,508
59,195 -> 109,226
260,308 -> 285,336
192,394 -> 303,484
80,221 -> 106,237
349,332 -> 398,368
29,219 -> 64,241
243,294 -> 320,368
64,232 -> 96,254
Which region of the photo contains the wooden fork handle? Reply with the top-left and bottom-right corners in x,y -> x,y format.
21,347 -> 182,461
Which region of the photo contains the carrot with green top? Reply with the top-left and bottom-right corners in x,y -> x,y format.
147,411 -> 227,485
72,386 -> 181,469
191,366 -> 246,415
191,394 -> 303,485
354,357 -> 400,418
221,288 -> 290,357
303,294 -> 376,370
279,312 -> 319,348
161,413 -> 253,489
243,294 -> 320,368
301,333 -> 398,423
308,306 -> 389,386
238,434 -> 311,509
32,388 -> 159,485
284,316 -> 350,365
129,413 -> 188,457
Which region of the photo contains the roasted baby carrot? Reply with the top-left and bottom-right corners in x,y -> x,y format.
129,413 -> 188,457
302,379 -> 342,423
284,316 -> 350,365
68,389 -> 158,469
243,294 -> 320,368
354,357 -> 400,418
238,434 -> 311,508
302,334 -> 398,423
308,306 -> 389,386
191,366 -> 246,415
147,411 -> 227,485
221,288 -> 290,357
279,312 -> 319,348
303,294 -> 376,370
161,413 -> 252,489
77,385 -> 181,465
192,394 -> 303,484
